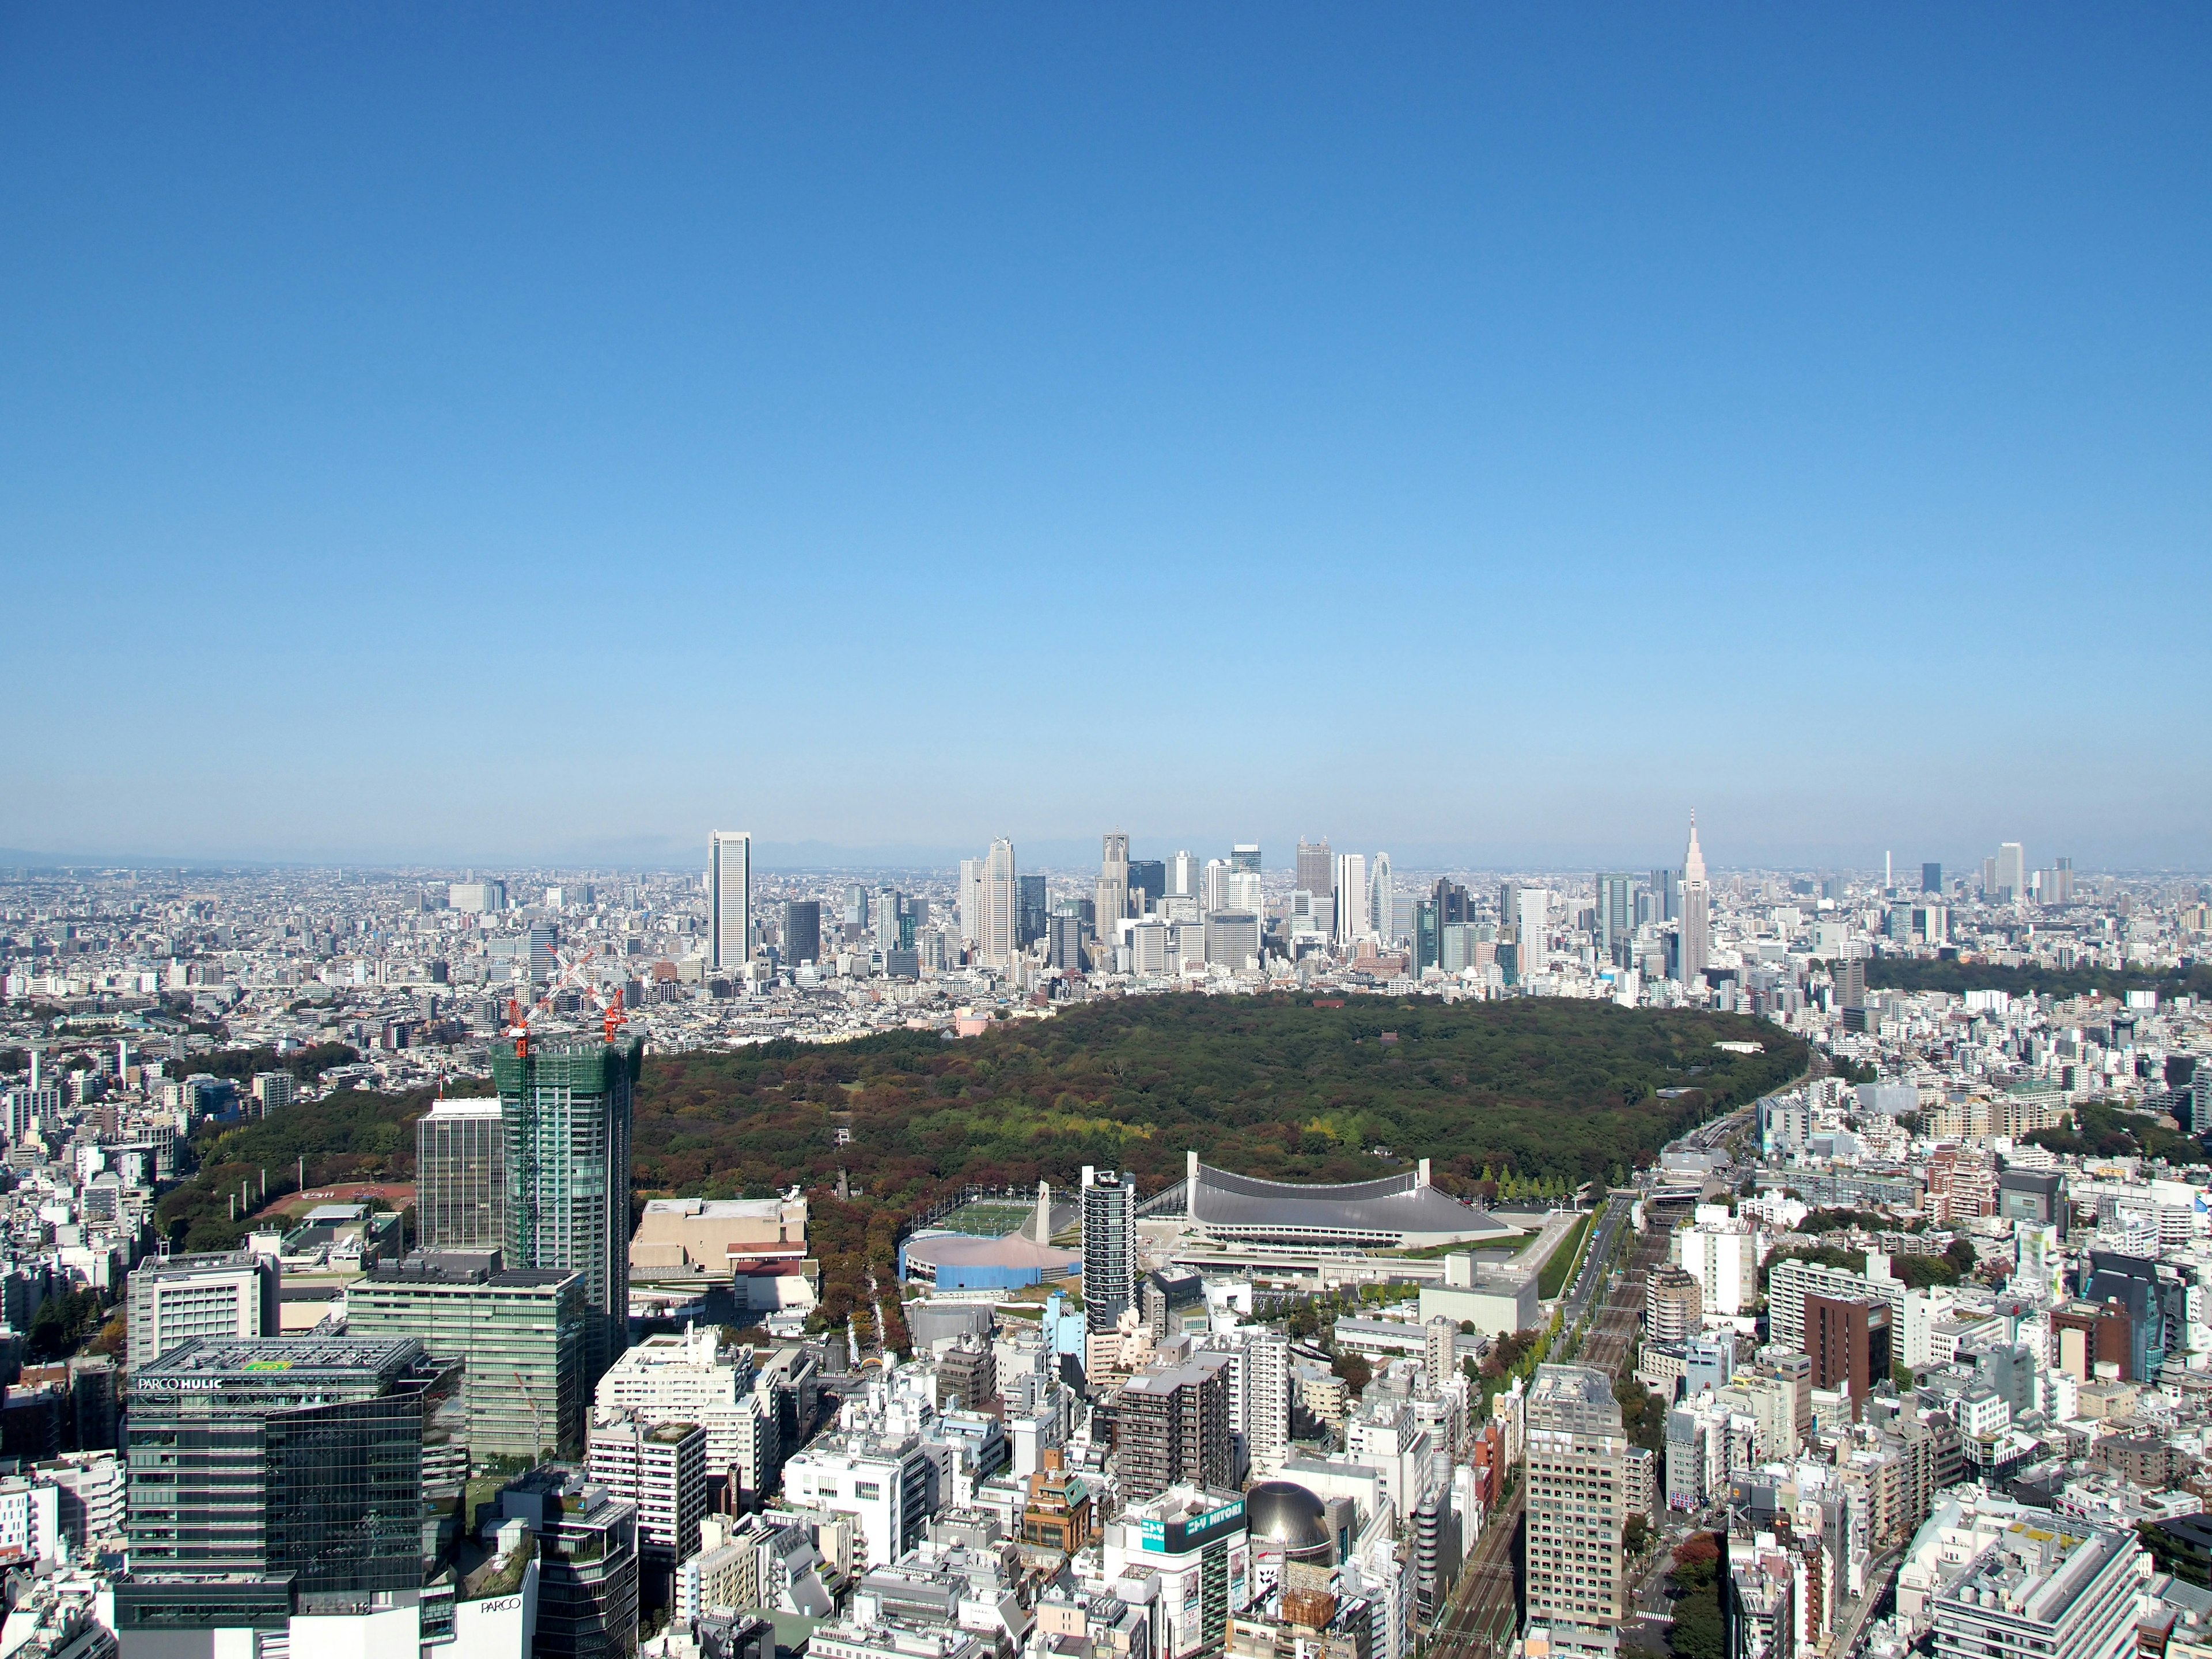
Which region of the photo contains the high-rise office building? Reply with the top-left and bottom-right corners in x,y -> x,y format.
1127,860 -> 1166,914
348,1249 -> 588,1461
1097,834 -> 1131,944
1230,843 -> 1262,875
1432,878 -> 1471,927
1996,842 -> 2026,903
708,832 -> 751,973
980,839 -> 1020,965
416,1096 -> 505,1251
1596,873 -> 1635,965
1647,868 -> 1678,923
1369,853 -> 1395,945
781,901 -> 821,967
1679,816 -> 1710,985
1336,853 -> 1369,944
496,1033 -> 643,1385
1203,859 -> 1232,914
1523,1364 -> 1628,1631
1922,862 -> 1943,895
126,1251 -> 281,1376
1081,1168 -> 1139,1334
1516,888 -> 1549,979
1047,912 -> 1086,972
1169,851 -> 1201,898
959,858 -> 984,944
125,1336 -> 447,1596
843,884 -> 869,931
1018,874 -> 1048,947
1296,839 -> 1335,902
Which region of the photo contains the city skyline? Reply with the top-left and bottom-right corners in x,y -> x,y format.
3,7 -> 2209,868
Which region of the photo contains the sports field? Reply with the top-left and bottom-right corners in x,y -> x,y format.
937,1200 -> 1037,1237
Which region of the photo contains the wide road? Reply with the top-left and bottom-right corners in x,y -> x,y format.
1429,1198 -> 1662,1659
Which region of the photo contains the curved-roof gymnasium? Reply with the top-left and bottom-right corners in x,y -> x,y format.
1183,1150 -> 1516,1250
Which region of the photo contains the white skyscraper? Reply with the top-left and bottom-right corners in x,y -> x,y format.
1200,1326 -> 1291,1479
979,839 -> 1019,966
1226,869 -> 1263,915
1169,851 -> 1200,899
958,858 -> 984,945
1996,842 -> 2027,903
709,831 -> 751,972
1517,887 -> 1550,978
1203,858 -> 1232,915
1336,853 -> 1369,944
1679,814 -> 1710,984
1369,853 -> 1396,945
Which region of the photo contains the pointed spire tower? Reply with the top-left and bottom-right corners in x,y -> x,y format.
1679,810 -> 1711,986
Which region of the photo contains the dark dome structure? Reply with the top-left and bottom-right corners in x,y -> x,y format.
1244,1481 -> 1332,1560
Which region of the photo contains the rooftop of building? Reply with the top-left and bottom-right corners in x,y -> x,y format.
422,1095 -> 502,1116
135,1334 -> 425,1382
1119,1355 -> 1229,1396
1942,1522 -> 2135,1624
1188,1158 -> 1513,1240
362,1248 -> 578,1289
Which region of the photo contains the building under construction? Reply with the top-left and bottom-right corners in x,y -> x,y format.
492,1031 -> 644,1385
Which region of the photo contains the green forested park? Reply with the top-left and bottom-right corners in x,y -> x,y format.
629,995 -> 1806,1204
150,995 -> 1804,1334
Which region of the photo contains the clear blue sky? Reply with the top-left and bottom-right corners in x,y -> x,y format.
4,5 -> 2207,871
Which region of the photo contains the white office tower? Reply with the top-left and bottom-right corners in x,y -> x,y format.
1524,1365 -> 1628,1631
1170,851 -> 1200,899
979,839 -> 1020,966
1203,859 -> 1232,914
126,1251 -> 280,1374
1336,853 -> 1370,944
1226,868 -> 1263,916
709,831 -> 751,972
1516,887 -> 1550,978
1200,1326 -> 1291,1478
1996,842 -> 2027,903
1679,813 -> 1710,984
1369,854 -> 1396,944
959,858 -> 984,945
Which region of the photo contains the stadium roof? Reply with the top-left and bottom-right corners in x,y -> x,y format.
899,1232 -> 1082,1273
1187,1154 -> 1514,1248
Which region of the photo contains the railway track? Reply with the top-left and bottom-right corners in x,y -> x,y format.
1427,1215 -> 1671,1659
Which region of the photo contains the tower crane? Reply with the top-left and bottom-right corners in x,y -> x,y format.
501,946 -> 629,1058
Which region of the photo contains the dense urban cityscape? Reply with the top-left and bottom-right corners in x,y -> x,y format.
0,825 -> 2207,1659
9,11 -> 2206,1659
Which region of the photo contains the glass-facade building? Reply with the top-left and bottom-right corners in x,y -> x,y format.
347,1249 -> 588,1461
415,1097 -> 505,1251
494,1034 -> 642,1385
126,1336 -> 448,1597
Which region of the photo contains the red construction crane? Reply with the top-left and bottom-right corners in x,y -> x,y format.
502,948 -> 628,1058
